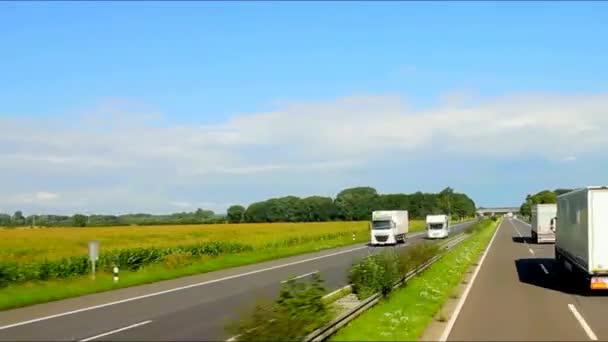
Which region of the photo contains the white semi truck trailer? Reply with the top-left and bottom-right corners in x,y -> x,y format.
426,214 -> 449,239
555,186 -> 608,290
370,210 -> 408,245
531,203 -> 557,243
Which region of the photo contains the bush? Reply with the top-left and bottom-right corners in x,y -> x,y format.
349,254 -> 387,300
227,273 -> 330,341
349,243 -> 441,300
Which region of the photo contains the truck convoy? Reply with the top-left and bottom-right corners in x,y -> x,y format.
555,186 -> 608,290
370,210 -> 408,245
426,214 -> 449,239
531,203 -> 557,243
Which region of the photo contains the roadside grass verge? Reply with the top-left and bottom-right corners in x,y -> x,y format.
330,219 -> 498,341
0,231 -> 368,311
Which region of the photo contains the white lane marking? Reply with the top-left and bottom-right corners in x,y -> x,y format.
568,304 -> 598,341
513,217 -> 531,227
513,223 -> 523,238
509,220 -> 534,255
0,245 -> 368,331
540,264 -> 549,274
281,270 -> 319,283
438,219 -> 503,342
79,320 -> 152,342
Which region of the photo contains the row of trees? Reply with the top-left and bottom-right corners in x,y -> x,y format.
0,209 -> 222,228
227,186 -> 476,223
519,188 -> 573,217
1,186 -> 477,228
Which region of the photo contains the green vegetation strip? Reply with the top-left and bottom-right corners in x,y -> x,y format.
0,231 -> 368,311
330,219 -> 498,341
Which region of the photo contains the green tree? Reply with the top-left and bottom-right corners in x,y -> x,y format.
438,187 -> 454,215
0,213 -> 11,226
194,208 -> 215,221
375,194 -> 410,211
244,201 -> 270,223
72,214 -> 87,227
302,196 -> 337,221
554,188 -> 574,196
334,187 -> 379,221
519,189 -> 562,218
12,211 -> 25,226
227,205 -> 246,223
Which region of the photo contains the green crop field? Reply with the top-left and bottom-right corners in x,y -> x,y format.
0,220 -> 427,264
0,220 -> 426,310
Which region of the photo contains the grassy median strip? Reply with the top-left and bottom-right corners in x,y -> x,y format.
330,219 -> 498,341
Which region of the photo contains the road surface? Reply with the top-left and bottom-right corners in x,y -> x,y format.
448,218 -> 608,341
0,221 -> 474,341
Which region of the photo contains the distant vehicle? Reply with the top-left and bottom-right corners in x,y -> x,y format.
530,204 -> 557,243
370,210 -> 408,245
555,186 -> 608,290
505,212 -> 513,218
426,214 -> 449,239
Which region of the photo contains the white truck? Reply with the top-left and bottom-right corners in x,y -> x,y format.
370,210 -> 408,245
555,186 -> 608,290
531,203 -> 557,243
426,214 -> 449,239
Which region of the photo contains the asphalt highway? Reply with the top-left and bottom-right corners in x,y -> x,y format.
0,221 -> 474,341
447,218 -> 608,341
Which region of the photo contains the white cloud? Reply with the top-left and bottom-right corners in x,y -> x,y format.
2,91 -> 608,213
35,192 -> 60,201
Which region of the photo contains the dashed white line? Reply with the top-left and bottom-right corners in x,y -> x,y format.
79,320 -> 152,342
512,222 -> 523,237
509,220 -> 534,255
281,270 -> 319,283
568,304 -> 598,341
540,264 -> 549,274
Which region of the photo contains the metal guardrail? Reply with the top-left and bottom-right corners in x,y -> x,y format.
303,233 -> 470,342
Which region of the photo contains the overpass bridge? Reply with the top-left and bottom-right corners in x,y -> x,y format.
476,207 -> 519,217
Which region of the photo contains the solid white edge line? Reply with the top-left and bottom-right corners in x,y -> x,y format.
438,219 -> 502,342
0,245 -> 368,331
281,270 -> 319,283
568,304 -> 598,341
79,320 -> 152,342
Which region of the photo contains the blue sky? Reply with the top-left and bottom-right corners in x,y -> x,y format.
1,2 -> 608,215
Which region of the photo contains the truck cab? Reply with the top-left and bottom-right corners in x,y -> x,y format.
370,210 -> 408,246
